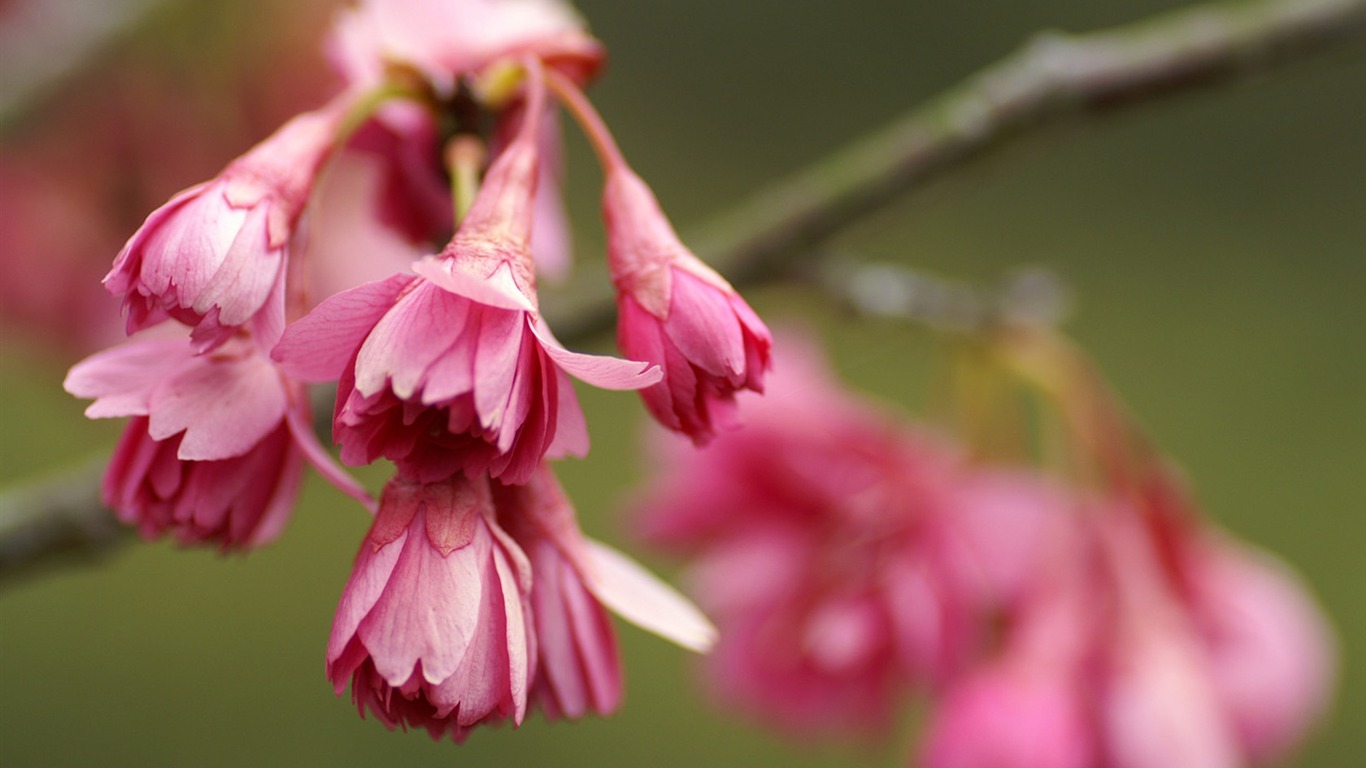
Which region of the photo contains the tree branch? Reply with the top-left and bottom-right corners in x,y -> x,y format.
547,0 -> 1366,337
4,0 -> 1364,584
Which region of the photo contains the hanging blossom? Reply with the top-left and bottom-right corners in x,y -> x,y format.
915,330 -> 1337,768
275,60 -> 660,485
631,337 -> 1062,735
70,0 -> 757,746
329,469 -> 714,739
104,98 -> 354,352
63,326 -> 370,550
919,492 -> 1336,768
543,68 -> 773,445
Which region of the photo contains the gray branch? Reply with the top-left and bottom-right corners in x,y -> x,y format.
5,0 -> 1365,585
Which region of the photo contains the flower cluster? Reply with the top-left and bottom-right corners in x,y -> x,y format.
65,0 -> 763,742
632,336 -> 1335,765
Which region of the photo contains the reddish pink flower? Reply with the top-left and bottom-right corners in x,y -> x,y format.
275,64 -> 659,485
633,338 -> 1058,735
104,99 -> 350,351
327,474 -> 533,741
63,331 -> 360,549
494,467 -> 622,720
494,463 -> 716,720
604,166 -> 772,444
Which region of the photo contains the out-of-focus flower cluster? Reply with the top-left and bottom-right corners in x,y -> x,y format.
60,0 -> 770,743
632,335 -> 1336,767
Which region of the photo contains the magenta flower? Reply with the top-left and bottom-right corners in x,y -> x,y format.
63,331 -> 357,550
105,100 -> 349,351
604,166 -> 772,444
275,64 -> 659,485
326,474 -> 533,741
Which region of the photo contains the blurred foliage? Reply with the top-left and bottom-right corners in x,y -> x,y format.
1,0 -> 1362,766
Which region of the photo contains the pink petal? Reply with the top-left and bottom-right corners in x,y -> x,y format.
354,282 -> 469,399
191,204 -> 284,326
149,351 -> 288,461
361,521 -> 487,686
413,256 -> 534,312
544,368 -> 588,459
273,273 -> 413,382
665,270 -> 745,378
582,538 -> 716,653
472,308 -> 525,430
530,317 -> 661,390
65,336 -> 191,418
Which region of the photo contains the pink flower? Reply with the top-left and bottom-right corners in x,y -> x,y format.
494,466 -> 623,720
633,337 -> 1058,735
605,166 -> 772,444
62,331 -> 358,549
105,100 -> 349,351
326,474 -> 533,741
919,663 -> 1092,768
275,64 -> 659,485
1187,536 -> 1337,762
327,0 -> 602,95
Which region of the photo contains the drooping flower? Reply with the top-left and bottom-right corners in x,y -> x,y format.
105,97 -> 351,351
494,462 -> 717,721
326,474 -> 533,741
62,329 -> 361,549
633,337 -> 1058,735
603,162 -> 772,445
493,466 -> 622,720
275,62 -> 659,485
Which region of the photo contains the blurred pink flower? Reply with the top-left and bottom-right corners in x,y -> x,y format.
605,166 -> 772,445
327,474 -> 533,741
1187,535 -> 1337,762
62,331 -> 350,549
634,337 -> 1058,735
919,663 -> 1092,768
275,66 -> 658,484
105,99 -> 351,351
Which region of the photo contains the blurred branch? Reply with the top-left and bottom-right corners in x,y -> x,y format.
548,0 -> 1366,337
0,457 -> 128,587
4,0 -> 1366,585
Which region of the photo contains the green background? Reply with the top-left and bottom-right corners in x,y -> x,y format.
2,0 -> 1363,765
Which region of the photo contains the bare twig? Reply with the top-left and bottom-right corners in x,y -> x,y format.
0,457 -> 127,586
4,0 -> 1364,584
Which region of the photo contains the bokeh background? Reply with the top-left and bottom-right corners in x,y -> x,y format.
1,0 -> 1362,766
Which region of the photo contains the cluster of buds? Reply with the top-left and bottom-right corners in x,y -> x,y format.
632,334 -> 1335,766
65,0 -> 765,741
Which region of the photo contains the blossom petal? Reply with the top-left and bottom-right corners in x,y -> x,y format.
582,538 -> 716,653
413,256 -> 534,312
530,318 -> 661,390
273,273 -> 413,382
